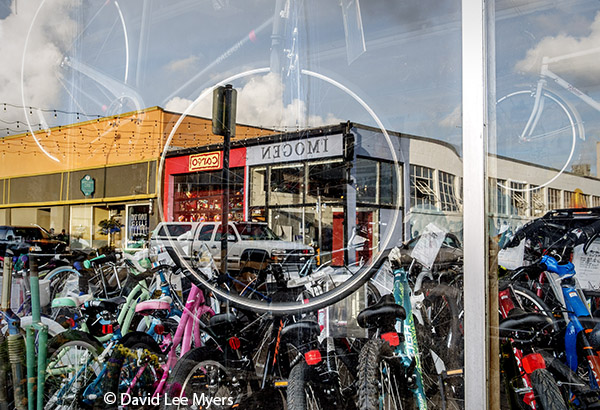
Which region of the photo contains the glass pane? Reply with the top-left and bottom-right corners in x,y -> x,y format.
9,1 -> 463,407
489,2 -> 600,408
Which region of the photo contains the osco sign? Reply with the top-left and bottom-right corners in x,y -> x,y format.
189,151 -> 222,171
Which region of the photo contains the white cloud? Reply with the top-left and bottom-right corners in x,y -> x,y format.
0,0 -> 77,132
165,55 -> 201,73
164,72 -> 343,129
515,11 -> 600,83
439,104 -> 461,129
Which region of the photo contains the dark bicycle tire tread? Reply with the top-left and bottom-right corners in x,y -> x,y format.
529,368 -> 568,410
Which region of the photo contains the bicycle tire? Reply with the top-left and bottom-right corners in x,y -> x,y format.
357,338 -> 415,410
415,282 -> 463,409
44,331 -> 104,410
287,361 -> 324,410
163,346 -> 241,410
529,368 -> 568,410
97,332 -> 163,409
495,87 -> 583,192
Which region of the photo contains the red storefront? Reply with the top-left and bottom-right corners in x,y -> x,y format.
163,147 -> 247,223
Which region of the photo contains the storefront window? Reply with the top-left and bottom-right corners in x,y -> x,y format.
488,2 -> 600,408
70,205 -> 92,249
11,0 -> 466,407
126,204 -> 150,249
306,160 -> 346,203
380,161 -> 399,206
173,168 -> 244,222
355,158 -> 377,204
270,164 -> 304,205
410,165 -> 436,209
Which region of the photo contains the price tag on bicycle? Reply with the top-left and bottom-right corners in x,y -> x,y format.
410,223 -> 447,270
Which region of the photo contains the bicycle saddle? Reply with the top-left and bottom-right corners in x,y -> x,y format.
208,312 -> 238,336
357,294 -> 406,330
52,293 -> 94,309
83,296 -> 127,313
135,297 -> 172,315
280,319 -> 321,343
498,308 -> 554,339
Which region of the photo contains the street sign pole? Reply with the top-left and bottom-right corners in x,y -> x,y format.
213,85 -> 237,274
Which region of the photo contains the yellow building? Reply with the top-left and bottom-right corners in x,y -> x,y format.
0,106 -> 273,249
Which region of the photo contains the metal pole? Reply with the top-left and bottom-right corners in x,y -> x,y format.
220,85 -> 233,274
462,0 -> 489,407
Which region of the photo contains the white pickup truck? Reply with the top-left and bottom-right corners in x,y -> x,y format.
150,221 -> 315,274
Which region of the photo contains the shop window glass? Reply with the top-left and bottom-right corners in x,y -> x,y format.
70,206 -> 92,249
410,165 -> 435,209
380,162 -> 399,206
270,165 -> 303,205
307,161 -> 346,203
250,167 -> 267,207
529,186 -> 545,217
496,179 -> 508,215
439,171 -> 459,212
509,182 -> 527,216
173,168 -> 244,222
355,158 -> 377,204
548,188 -> 562,210
489,3 -> 600,407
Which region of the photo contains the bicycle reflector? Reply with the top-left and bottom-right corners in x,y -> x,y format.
304,350 -> 322,365
102,324 -> 113,335
228,337 -> 241,350
522,353 -> 546,374
154,323 -> 165,335
381,332 -> 400,347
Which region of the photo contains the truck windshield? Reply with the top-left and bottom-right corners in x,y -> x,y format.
235,223 -> 279,240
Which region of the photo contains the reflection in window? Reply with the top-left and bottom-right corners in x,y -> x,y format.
270,165 -> 303,205
380,162 -> 399,205
593,196 -> 600,207
564,191 -> 574,208
410,165 -> 435,209
510,182 -> 527,216
548,188 -> 562,210
356,158 -> 377,203
529,186 -> 545,217
496,179 -> 508,215
250,167 -> 267,207
307,161 -> 345,202
439,171 -> 459,212
173,168 -> 244,222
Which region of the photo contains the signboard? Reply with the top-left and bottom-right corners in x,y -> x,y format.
189,151 -> 222,172
246,134 -> 343,166
80,175 -> 95,196
573,241 -> 600,290
410,223 -> 448,270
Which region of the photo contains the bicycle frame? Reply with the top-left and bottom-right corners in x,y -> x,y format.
145,283 -> 215,398
396,263 -> 428,409
541,255 -> 600,388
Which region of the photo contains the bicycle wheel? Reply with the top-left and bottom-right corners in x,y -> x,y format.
44,331 -> 104,409
357,338 -> 414,410
99,332 -> 163,407
495,87 -> 584,191
163,346 -> 243,410
287,361 -> 324,410
414,282 -> 463,409
529,368 -> 568,410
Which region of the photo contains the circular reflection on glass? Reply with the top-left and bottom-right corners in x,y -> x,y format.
158,68 -> 402,314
